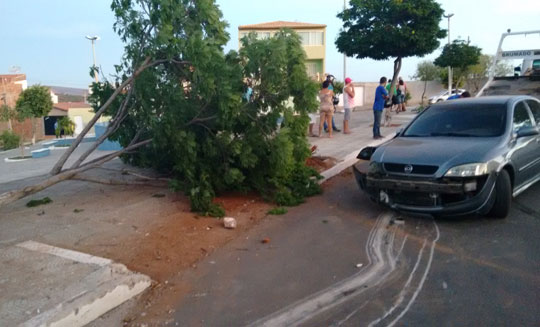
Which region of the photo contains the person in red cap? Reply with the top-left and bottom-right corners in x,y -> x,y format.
343,77 -> 355,134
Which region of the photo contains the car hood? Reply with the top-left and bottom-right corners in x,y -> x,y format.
373,137 -> 502,176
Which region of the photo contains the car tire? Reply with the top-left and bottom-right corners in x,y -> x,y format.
486,170 -> 512,219
437,99 -> 443,102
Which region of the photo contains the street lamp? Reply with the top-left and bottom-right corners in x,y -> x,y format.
85,35 -> 100,83
343,0 -> 347,82
443,13 -> 454,95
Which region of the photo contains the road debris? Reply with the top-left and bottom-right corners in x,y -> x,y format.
223,217 -> 237,229
261,238 -> 271,244
356,263 -> 363,268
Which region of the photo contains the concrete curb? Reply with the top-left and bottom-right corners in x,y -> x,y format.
9,241 -> 152,327
318,133 -> 395,184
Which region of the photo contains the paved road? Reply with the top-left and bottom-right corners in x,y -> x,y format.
172,170 -> 540,326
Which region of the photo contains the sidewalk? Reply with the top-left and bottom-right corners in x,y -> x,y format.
309,108 -> 416,181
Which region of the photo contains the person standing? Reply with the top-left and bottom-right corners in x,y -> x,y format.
323,74 -> 341,132
398,77 -> 407,112
318,80 -> 334,138
343,77 -> 355,134
373,77 -> 389,139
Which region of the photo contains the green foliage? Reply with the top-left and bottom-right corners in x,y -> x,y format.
336,0 -> 446,60
93,1 -> 321,215
26,197 -> 52,208
56,117 -> 75,137
332,81 -> 344,95
15,85 -> 53,121
268,207 -> 288,215
404,91 -> 412,103
0,104 -> 15,122
413,61 -> 442,82
434,39 -> 482,70
0,130 -> 20,150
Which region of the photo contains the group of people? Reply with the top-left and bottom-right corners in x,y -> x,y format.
385,77 -> 407,113
313,74 -> 355,138
372,77 -> 472,139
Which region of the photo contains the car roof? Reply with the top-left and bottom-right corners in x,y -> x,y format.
433,95 -> 536,108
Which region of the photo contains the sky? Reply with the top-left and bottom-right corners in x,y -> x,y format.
1,0 -> 539,89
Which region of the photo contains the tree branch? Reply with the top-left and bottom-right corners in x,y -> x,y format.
72,174 -> 167,187
69,86 -> 136,169
50,56 -> 152,175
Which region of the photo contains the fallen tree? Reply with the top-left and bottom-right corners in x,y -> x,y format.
0,0 -> 321,213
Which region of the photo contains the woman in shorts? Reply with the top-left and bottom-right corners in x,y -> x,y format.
318,80 -> 334,138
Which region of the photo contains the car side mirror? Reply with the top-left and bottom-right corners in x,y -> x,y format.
516,126 -> 540,138
357,146 -> 377,160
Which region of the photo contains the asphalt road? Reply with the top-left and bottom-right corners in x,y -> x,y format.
173,169 -> 540,326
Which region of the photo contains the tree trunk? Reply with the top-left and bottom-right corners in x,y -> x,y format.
422,80 -> 427,106
389,57 -> 402,103
31,117 -> 36,145
50,56 -> 152,176
0,138 -> 152,207
7,118 -> 12,131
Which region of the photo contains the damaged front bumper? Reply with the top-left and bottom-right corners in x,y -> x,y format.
352,162 -> 497,217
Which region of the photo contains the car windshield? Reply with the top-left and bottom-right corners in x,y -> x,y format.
403,103 -> 507,137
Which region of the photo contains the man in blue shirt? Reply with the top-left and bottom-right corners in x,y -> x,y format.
373,77 -> 389,139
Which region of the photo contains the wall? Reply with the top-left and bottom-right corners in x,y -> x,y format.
357,80 -> 446,108
0,74 -> 45,141
67,107 -> 109,135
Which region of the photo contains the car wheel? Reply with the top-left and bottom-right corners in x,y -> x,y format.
436,99 -> 443,102
486,170 -> 511,219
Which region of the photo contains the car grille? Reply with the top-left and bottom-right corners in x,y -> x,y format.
384,163 -> 438,175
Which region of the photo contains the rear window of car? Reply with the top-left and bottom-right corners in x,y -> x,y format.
403,103 -> 507,137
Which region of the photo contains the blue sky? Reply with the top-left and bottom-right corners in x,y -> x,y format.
1,0 -> 539,88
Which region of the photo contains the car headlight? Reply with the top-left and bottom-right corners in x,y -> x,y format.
444,163 -> 489,177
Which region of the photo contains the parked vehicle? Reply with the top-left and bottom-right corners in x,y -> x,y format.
353,96 -> 540,218
428,89 -> 466,104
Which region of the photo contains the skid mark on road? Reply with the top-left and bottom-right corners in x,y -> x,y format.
369,219 -> 440,327
248,213 -> 406,327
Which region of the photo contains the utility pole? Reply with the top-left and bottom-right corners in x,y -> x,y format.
343,0 -> 347,82
443,13 -> 454,95
85,35 -> 100,83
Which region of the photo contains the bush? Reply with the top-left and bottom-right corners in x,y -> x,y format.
0,131 -> 20,150
267,207 -> 288,215
405,91 -> 412,103
26,197 -> 53,207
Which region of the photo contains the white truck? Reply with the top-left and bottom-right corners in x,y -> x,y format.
477,30 -> 540,99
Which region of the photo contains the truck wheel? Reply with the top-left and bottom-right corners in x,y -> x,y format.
486,170 -> 511,219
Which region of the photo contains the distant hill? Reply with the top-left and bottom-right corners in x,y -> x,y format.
46,85 -> 89,97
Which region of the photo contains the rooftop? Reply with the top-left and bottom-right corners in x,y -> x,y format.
53,102 -> 92,111
239,21 -> 326,30
0,74 -> 26,82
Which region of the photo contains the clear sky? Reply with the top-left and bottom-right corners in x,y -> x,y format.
1,0 -> 539,88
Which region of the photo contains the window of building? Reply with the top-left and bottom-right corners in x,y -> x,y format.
298,31 -> 324,46
257,32 -> 271,40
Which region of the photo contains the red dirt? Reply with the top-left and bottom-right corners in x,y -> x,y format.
79,191 -> 273,326
306,156 -> 338,173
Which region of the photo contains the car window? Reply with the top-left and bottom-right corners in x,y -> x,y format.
403,103 -> 507,137
526,100 -> 540,126
513,101 -> 533,133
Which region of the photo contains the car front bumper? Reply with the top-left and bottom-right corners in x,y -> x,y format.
352,162 -> 497,217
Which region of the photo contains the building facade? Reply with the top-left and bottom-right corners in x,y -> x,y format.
238,21 -> 326,81
0,74 -> 45,141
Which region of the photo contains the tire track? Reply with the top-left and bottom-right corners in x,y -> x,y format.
248,212 -> 406,327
